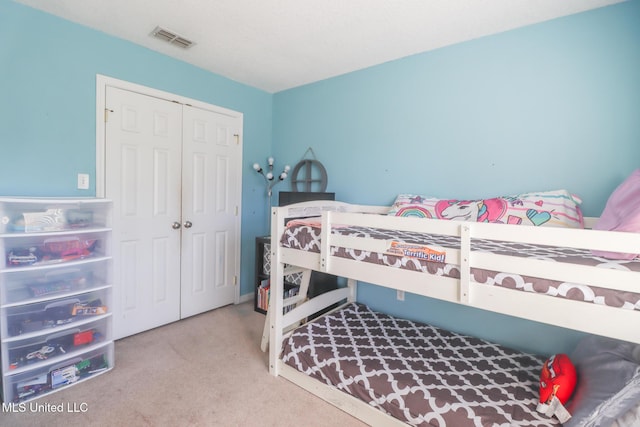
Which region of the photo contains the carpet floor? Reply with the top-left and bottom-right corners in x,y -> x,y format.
2,301 -> 367,427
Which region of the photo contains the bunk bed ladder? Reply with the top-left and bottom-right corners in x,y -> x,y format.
260,267 -> 312,352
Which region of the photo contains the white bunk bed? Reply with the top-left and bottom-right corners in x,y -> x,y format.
265,199 -> 640,426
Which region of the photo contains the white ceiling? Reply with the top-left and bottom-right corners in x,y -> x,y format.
16,0 -> 624,93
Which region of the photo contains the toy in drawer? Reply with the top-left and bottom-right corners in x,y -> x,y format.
5,235 -> 102,268
7,346 -> 111,403
2,264 -> 107,306
4,208 -> 95,233
5,291 -> 109,337
6,319 -> 108,371
6,209 -> 66,233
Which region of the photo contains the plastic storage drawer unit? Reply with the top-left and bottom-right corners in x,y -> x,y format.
0,198 -> 113,404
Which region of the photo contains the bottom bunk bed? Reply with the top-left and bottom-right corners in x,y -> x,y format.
278,301 -> 640,427
282,302 -> 552,426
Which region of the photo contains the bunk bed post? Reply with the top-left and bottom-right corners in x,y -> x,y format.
268,207 -> 285,376
460,223 -> 472,304
320,210 -> 331,272
347,278 -> 357,303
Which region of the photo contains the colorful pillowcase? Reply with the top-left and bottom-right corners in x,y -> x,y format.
388,190 -> 584,228
592,169 -> 640,260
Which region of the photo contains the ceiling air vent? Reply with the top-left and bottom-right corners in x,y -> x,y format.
151,26 -> 195,49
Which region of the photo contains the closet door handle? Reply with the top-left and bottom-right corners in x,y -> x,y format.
183,221 -> 193,229
172,222 -> 181,230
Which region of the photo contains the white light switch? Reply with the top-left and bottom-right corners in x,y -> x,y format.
77,173 -> 90,190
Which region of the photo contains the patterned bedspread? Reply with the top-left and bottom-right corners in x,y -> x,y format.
282,303 -> 558,427
280,223 -> 640,310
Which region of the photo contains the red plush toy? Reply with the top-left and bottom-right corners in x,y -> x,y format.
537,353 -> 578,423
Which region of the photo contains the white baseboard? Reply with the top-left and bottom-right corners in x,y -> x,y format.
238,292 -> 253,304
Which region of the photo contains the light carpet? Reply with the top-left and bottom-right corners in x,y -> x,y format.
1,302 -> 367,427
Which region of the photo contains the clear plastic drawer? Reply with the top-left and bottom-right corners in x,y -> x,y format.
0,198 -> 110,234
4,317 -> 110,373
1,259 -> 110,306
1,231 -> 109,270
3,343 -> 113,403
2,289 -> 110,338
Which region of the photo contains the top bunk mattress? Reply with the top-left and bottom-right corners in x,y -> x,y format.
280,222 -> 640,311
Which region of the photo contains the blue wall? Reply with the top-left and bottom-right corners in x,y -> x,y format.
273,0 -> 640,355
0,0 -> 272,297
274,2 -> 639,216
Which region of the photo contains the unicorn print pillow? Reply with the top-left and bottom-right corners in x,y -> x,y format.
388,190 -> 584,228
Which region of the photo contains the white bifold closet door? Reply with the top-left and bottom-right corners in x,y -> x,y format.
180,104 -> 239,318
105,86 -> 241,339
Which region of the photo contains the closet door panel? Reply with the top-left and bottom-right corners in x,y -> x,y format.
106,86 -> 182,339
214,230 -> 230,288
181,105 -> 240,317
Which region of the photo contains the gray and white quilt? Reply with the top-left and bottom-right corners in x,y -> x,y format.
280,223 -> 640,310
281,303 -> 558,427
